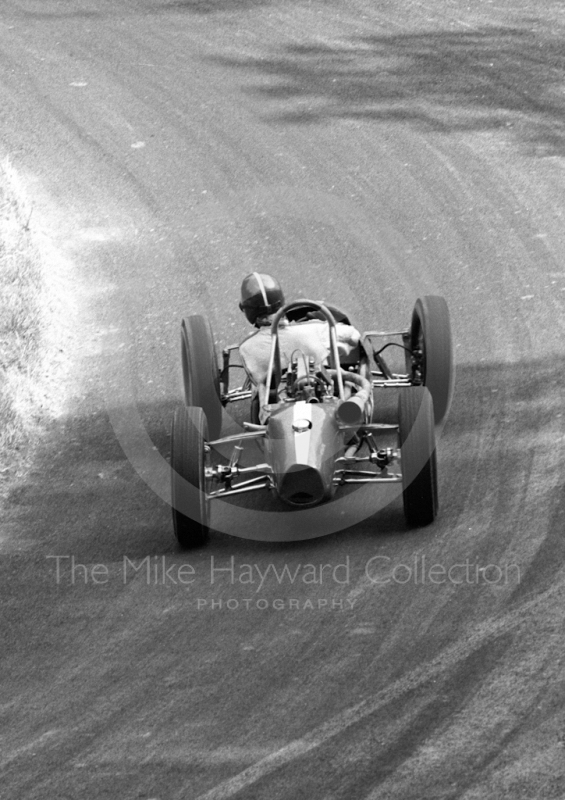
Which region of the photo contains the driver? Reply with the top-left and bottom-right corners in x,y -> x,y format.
238,272 -> 361,416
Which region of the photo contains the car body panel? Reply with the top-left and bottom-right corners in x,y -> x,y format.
265,400 -> 344,506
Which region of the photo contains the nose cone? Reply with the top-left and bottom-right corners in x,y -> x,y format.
279,465 -> 326,507
267,401 -> 342,507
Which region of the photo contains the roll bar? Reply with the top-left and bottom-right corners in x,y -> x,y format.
264,300 -> 345,404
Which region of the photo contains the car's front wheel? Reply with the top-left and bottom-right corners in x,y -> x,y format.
398,386 -> 438,527
171,405 -> 210,548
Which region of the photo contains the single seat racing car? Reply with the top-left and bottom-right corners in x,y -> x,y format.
170,296 -> 454,547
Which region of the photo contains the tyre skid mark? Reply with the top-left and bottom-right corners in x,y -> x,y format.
192,579 -> 564,800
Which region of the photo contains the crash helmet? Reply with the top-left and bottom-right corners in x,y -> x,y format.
239,272 -> 285,325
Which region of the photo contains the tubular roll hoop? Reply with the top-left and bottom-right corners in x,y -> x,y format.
264,300 -> 345,405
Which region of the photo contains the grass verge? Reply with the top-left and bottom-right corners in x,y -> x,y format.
0,160 -> 45,487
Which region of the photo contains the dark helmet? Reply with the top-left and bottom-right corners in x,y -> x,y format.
239,272 -> 285,325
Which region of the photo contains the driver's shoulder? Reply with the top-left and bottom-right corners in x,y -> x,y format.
239,328 -> 273,379
239,326 -> 272,351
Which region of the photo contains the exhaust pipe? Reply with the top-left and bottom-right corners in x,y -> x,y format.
333,370 -> 372,426
336,394 -> 366,425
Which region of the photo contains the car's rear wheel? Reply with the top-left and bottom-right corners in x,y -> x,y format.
398,386 -> 438,527
171,405 -> 210,548
409,296 -> 454,426
181,315 -> 223,439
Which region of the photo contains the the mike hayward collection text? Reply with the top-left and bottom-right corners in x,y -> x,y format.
46,555 -> 520,588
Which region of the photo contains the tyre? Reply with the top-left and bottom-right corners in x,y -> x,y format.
171,405 -> 210,548
398,386 -> 438,527
410,296 -> 454,426
181,315 -> 223,439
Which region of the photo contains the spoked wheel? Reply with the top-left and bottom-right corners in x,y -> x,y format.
398,386 -> 438,527
181,315 -> 223,440
171,405 -> 210,548
409,296 -> 454,427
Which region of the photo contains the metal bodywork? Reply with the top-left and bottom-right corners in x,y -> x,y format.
267,400 -> 343,506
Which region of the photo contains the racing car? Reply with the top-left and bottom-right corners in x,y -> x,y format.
170,297 -> 454,547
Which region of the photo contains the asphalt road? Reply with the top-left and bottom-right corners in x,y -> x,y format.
2,0 -> 565,797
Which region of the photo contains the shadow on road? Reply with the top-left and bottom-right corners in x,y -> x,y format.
215,25 -> 565,155
13,0 -> 280,19
159,0 -> 271,12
